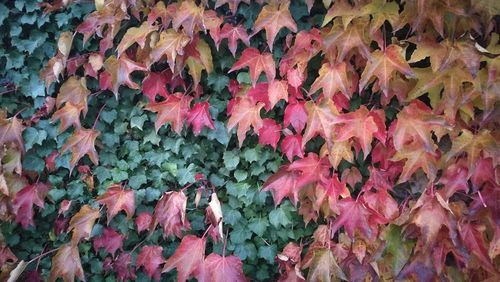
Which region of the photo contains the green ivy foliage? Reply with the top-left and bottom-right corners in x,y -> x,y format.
0,1 -> 318,280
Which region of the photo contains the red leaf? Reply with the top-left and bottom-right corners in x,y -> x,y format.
219,23 -> 251,56
262,165 -> 303,206
258,118 -> 281,150
12,182 -> 50,228
247,82 -> 271,111
145,93 -> 193,134
284,101 -> 307,133
96,184 -> 135,224
113,252 -> 136,282
135,212 -> 153,233
153,191 -> 190,238
281,134 -> 304,162
163,235 -> 206,281
142,72 -> 170,102
186,101 -> 215,136
136,245 -> 164,281
93,227 -> 124,257
205,253 -> 248,282
229,48 -> 275,86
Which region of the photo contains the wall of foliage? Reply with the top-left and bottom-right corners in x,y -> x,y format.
0,0 -> 499,281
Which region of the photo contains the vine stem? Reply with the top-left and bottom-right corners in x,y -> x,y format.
201,224 -> 213,239
222,228 -> 229,257
26,247 -> 60,266
92,103 -> 107,129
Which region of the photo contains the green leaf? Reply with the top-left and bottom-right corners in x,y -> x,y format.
223,150 -> 240,170
23,127 -> 47,151
248,217 -> 269,237
269,207 -> 292,228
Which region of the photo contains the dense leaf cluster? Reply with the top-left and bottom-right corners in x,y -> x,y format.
0,0 -> 499,281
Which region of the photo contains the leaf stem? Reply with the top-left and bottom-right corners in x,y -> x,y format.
92,103 -> 106,129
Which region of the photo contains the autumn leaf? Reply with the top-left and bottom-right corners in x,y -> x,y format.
262,164 -> 303,206
320,140 -> 353,169
135,212 -> 153,233
359,44 -> 415,96
186,101 -> 215,136
302,98 -> 340,147
391,142 -> 439,183
306,248 -> 346,281
68,204 -> 100,243
113,252 -> 136,281
215,0 -> 250,14
145,93 -> 193,134
142,71 -> 171,102
96,183 -> 135,224
172,0 -> 206,37
444,129 -> 496,173
227,96 -> 264,147
153,191 -> 190,238
149,29 -> 190,71
61,128 -> 100,173
283,101 -> 307,133
93,227 -> 123,256
334,106 -> 386,156
163,235 -> 206,281
205,253 -> 248,282
48,244 -> 84,282
252,1 -> 298,51
310,62 -> 351,99
51,102 -> 84,132
12,182 -> 50,228
116,22 -> 156,57
103,55 -> 147,98
0,116 -> 25,151
206,192 -> 224,241
136,245 -> 164,281
219,23 -> 251,56
229,48 -> 276,86
281,134 -> 304,162
258,118 -> 281,150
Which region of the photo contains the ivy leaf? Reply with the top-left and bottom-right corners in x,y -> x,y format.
252,1 -> 298,51
229,48 -> 276,87
163,235 -> 206,281
96,183 -> 135,224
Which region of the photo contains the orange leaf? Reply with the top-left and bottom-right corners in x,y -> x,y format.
48,243 -> 85,282
68,204 -> 100,243
96,183 -> 135,224
252,1 -> 297,51
229,47 -> 275,87
227,96 -> 264,147
61,128 -> 100,173
145,93 -> 193,134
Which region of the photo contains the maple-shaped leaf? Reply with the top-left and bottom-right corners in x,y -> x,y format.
113,252 -> 136,281
135,212 -> 153,233
205,253 -> 247,282
252,1 -> 297,51
310,62 -> 351,99
444,129 -> 496,174
153,191 -> 190,238
391,142 -> 439,183
96,184 -> 135,224
228,48 -> 276,87
51,102 -> 84,132
93,227 -> 123,257
215,0 -> 250,14
288,153 -> 331,187
172,0 -> 206,37
409,191 -> 454,250
145,93 -> 193,134
56,76 -> 90,115
284,101 -> 307,133
48,243 -> 84,282
163,235 -> 206,281
281,134 -> 304,162
142,72 -> 170,102
458,222 -> 497,274
330,197 -> 385,241
186,101 -> 215,136
12,182 -> 50,228
68,204 -> 100,243
302,98 -> 340,147
103,55 -> 147,98
392,100 -> 450,152
184,38 -> 214,87
320,140 -> 354,169
116,22 -> 156,57
149,29 -> 190,71
227,96 -> 264,147
359,44 -> 415,96
262,165 -> 304,206
334,106 -> 386,156
247,82 -> 271,110
219,23 -> 250,56
268,79 -> 289,110
61,128 -> 100,173
322,18 -> 371,62
306,248 -> 346,282
362,189 -> 399,221
0,116 -> 25,151
136,245 -> 164,281
258,118 -> 281,150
